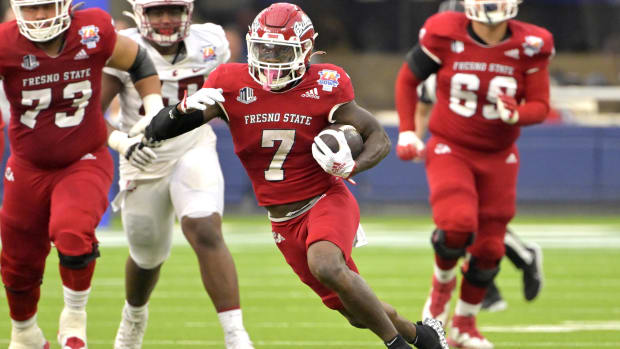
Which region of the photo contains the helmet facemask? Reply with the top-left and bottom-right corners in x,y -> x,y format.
126,0 -> 193,46
247,36 -> 313,91
463,0 -> 521,25
11,0 -> 72,42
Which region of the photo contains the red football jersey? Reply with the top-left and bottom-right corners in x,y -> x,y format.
0,9 -> 117,168
421,12 -> 553,151
204,63 -> 355,206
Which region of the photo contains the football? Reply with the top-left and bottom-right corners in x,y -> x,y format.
317,123 -> 364,159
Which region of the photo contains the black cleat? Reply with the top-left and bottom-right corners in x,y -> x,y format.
481,281 -> 508,312
522,242 -> 544,301
413,318 -> 449,349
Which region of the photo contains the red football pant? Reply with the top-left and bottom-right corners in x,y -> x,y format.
0,147 -> 113,321
425,136 -> 518,303
270,180 -> 360,310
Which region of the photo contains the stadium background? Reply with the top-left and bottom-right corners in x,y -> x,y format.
0,1 -> 619,348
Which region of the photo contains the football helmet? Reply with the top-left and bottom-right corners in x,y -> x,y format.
463,0 -> 521,25
125,0 -> 193,46
11,0 -> 72,42
246,3 -> 317,90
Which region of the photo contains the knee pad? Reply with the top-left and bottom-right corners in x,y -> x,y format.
462,256 -> 500,288
124,214 -> 172,269
431,229 -> 473,259
58,244 -> 100,269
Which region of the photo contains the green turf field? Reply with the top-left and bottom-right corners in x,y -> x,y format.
1,214 -> 620,348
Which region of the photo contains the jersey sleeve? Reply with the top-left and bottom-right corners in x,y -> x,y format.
325,66 -> 355,123
89,8 -> 117,61
193,23 -> 231,65
418,14 -> 450,65
524,29 -> 555,75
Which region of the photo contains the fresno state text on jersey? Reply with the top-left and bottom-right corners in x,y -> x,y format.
0,8 -> 116,168
420,12 -> 553,151
204,63 -> 355,206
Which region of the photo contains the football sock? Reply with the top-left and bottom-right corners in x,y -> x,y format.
385,334 -> 411,348
217,308 -> 246,334
461,277 -> 488,304
124,300 -> 148,319
59,260 -> 96,291
5,286 -> 39,321
63,286 -> 90,311
12,313 -> 37,330
433,264 -> 457,283
454,299 -> 482,317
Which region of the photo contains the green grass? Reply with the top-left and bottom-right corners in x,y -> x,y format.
2,214 -> 620,348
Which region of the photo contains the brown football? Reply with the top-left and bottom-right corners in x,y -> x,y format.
317,124 -> 364,159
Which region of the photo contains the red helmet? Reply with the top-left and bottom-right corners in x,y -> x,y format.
246,3 -> 317,90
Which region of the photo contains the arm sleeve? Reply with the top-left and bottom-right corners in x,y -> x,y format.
516,66 -> 550,126
395,62 -> 423,132
405,44 -> 440,81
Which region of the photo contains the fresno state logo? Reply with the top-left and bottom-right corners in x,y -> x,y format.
523,36 -> 543,57
201,46 -> 216,62
79,25 -> 100,49
293,14 -> 313,38
317,69 -> 340,92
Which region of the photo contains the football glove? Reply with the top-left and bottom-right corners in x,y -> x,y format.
311,130 -> 356,180
108,130 -> 157,171
497,93 -> 519,125
178,88 -> 225,114
396,131 -> 426,162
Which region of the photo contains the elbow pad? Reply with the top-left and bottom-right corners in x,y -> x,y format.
129,45 -> 157,83
145,105 -> 204,142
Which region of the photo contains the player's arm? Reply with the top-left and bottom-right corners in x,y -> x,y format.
415,100 -> 432,140
497,67 -> 551,126
331,100 -> 391,177
395,44 -> 439,161
105,34 -> 163,118
144,88 -> 226,143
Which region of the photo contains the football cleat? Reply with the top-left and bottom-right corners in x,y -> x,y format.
57,308 -> 87,349
481,282 -> 507,312
114,305 -> 148,349
9,323 -> 50,349
422,276 -> 456,326
448,315 -> 494,349
522,242 -> 544,301
224,329 -> 255,349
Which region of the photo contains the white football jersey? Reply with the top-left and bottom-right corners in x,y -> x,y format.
104,23 -> 230,180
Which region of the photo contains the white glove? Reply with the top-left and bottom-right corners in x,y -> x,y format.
178,88 -> 225,114
128,115 -> 153,137
108,130 -> 157,171
496,93 -> 519,125
396,131 -> 426,162
311,129 -> 356,180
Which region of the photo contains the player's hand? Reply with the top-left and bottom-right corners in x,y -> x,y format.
396,131 -> 425,162
178,88 -> 225,114
108,130 -> 157,171
497,93 -> 519,125
311,130 -> 356,181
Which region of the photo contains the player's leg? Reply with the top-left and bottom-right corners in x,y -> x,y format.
304,181 -> 447,348
50,147 -> 114,349
504,229 -> 544,301
449,147 -> 518,349
424,137 -> 478,326
1,158 -> 52,348
170,146 -> 253,349
114,177 -> 175,349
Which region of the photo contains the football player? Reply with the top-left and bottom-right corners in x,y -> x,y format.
100,0 -> 253,348
0,0 -> 162,348
395,0 -> 553,348
138,3 -> 449,349
410,0 -> 545,314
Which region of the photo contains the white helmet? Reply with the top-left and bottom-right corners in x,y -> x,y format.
463,0 -> 521,25
125,0 -> 193,46
11,0 -> 72,42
